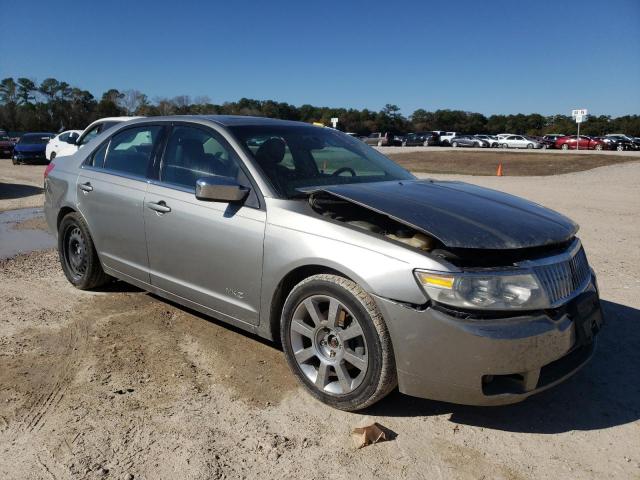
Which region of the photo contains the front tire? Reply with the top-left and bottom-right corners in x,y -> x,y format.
501,143 -> 509,149
451,141 -> 458,148
527,143 -> 533,149
281,274 -> 397,411
58,212 -> 111,290
561,143 -> 569,150
595,144 -> 603,151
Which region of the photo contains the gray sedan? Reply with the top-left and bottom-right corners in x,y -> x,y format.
44,116 -> 603,410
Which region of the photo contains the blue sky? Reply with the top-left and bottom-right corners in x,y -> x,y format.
1,0 -> 639,116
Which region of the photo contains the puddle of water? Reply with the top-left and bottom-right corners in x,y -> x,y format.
0,208 -> 56,259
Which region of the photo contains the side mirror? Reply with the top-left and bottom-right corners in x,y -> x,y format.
195,177 -> 249,203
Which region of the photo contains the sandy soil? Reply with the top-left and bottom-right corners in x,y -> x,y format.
0,162 -> 639,479
387,150 -> 640,176
0,159 -> 45,211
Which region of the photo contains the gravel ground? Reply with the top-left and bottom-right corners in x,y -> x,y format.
0,162 -> 639,479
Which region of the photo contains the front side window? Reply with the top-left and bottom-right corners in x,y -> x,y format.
102,126 -> 161,177
58,132 -> 70,142
160,126 -> 241,190
230,125 -> 414,198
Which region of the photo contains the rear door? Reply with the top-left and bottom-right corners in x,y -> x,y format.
143,124 -> 266,325
76,124 -> 164,283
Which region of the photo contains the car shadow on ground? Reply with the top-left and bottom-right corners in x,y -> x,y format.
367,299 -> 640,433
0,182 -> 43,200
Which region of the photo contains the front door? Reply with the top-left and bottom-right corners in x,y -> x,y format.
143,124 -> 266,325
77,124 -> 163,283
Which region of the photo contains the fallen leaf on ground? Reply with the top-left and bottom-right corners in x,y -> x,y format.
351,422 -> 387,449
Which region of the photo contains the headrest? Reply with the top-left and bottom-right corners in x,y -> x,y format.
255,137 -> 286,166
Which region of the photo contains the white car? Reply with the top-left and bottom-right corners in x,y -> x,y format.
433,131 -> 457,145
499,135 -> 541,149
45,130 -> 82,160
54,116 -> 141,158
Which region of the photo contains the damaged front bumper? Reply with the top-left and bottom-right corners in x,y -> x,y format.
373,276 -> 603,406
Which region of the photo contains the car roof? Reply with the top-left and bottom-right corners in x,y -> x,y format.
22,132 -> 55,136
122,114 -> 318,129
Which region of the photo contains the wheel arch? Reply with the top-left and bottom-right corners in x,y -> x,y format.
267,264 -> 355,343
56,206 -> 77,232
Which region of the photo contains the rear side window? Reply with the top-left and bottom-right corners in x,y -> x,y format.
87,141 -> 109,168
102,126 -> 161,177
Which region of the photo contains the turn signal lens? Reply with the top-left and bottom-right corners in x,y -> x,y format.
415,272 -> 455,289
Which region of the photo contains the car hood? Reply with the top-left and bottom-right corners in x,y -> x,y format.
310,180 -> 578,249
14,143 -> 46,153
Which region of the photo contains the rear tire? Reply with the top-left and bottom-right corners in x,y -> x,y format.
280,274 -> 397,411
58,212 -> 111,290
616,145 -> 624,151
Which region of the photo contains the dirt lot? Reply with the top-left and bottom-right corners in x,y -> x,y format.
1,157 -> 639,479
387,149 -> 640,176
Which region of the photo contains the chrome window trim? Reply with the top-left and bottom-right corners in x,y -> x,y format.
80,164 -> 150,183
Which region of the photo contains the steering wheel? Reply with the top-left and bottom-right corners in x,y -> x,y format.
332,167 -> 356,177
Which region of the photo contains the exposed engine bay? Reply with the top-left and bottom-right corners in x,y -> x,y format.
309,191 -> 574,268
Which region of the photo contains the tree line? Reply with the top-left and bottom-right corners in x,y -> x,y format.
1,76 -> 639,137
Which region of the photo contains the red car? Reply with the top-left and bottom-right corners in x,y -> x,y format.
554,135 -> 605,150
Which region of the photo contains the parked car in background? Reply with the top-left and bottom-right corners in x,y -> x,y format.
451,135 -> 489,148
54,116 -> 141,158
596,136 -> 634,151
0,134 -> 15,158
361,132 -> 396,146
44,115 -> 602,411
605,134 -> 640,150
46,130 -> 82,160
403,132 -> 439,146
12,132 -> 55,164
436,131 -> 457,145
474,134 -> 500,147
499,135 -> 541,149
540,134 -> 565,149
555,135 -> 605,150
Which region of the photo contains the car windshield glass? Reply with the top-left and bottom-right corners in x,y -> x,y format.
229,125 -> 415,198
18,134 -> 51,145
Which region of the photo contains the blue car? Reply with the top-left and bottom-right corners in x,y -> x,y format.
12,132 -> 55,165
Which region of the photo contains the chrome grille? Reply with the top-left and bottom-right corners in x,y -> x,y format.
533,247 -> 591,306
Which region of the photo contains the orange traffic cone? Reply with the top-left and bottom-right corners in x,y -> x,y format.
496,163 -> 503,176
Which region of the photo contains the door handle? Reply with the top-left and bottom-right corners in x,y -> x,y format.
146,201 -> 171,214
79,182 -> 93,192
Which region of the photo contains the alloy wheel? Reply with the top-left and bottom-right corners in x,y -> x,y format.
289,295 -> 369,395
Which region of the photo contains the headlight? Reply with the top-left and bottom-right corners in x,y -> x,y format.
415,270 -> 549,310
